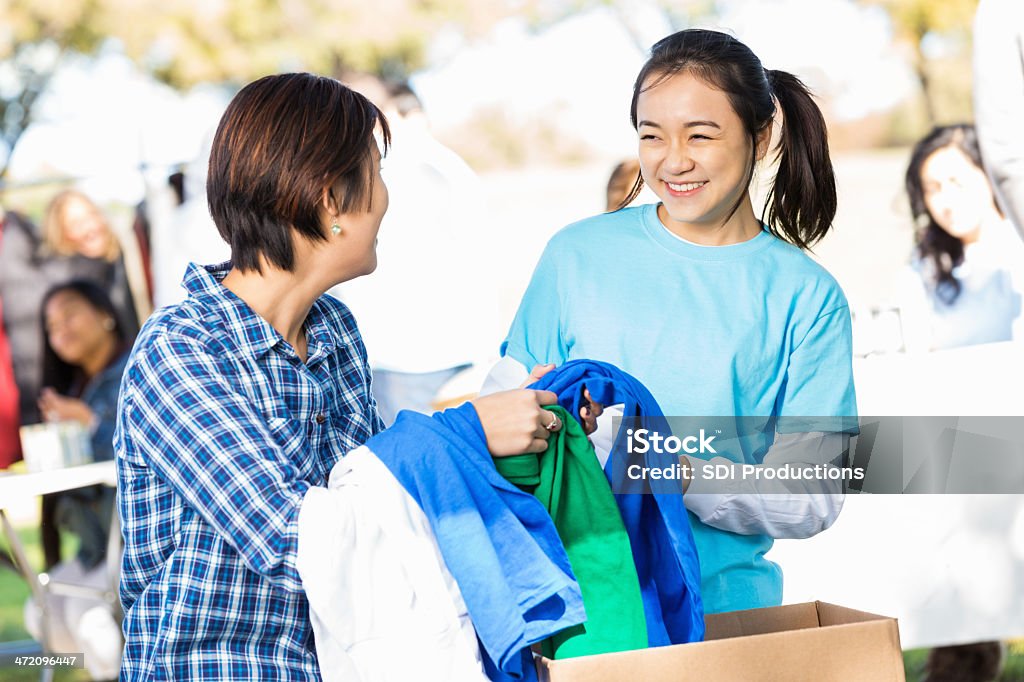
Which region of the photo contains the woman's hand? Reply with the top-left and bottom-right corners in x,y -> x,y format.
519,363 -> 555,388
38,388 -> 94,427
471,388 -> 561,456
517,364 -> 604,436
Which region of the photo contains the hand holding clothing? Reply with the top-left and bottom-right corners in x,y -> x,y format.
471,388 -> 561,456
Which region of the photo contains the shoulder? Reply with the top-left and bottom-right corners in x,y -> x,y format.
555,206 -> 645,242
123,302 -> 229,385
763,236 -> 850,315
542,206 -> 648,259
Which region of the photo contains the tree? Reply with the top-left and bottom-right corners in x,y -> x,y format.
105,0 -> 519,88
0,0 -> 109,179
860,0 -> 977,125
0,0 -> 523,180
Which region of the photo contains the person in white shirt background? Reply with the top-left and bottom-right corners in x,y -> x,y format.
334,79 -> 499,425
895,123 -> 1024,353
974,0 -> 1024,240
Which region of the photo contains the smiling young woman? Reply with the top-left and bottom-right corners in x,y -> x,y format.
495,29 -> 856,618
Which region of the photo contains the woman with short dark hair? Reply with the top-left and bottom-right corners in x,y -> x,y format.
115,72 -> 560,680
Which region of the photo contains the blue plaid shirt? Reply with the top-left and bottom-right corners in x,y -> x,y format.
115,263 -> 383,680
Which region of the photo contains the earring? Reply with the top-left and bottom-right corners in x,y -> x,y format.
102,318 -> 115,331
331,223 -> 342,236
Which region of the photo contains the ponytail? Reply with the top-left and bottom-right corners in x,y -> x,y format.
763,69 -> 836,249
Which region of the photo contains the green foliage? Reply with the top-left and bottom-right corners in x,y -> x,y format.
105,0 -> 521,87
862,0 -> 977,43
0,0 -> 525,177
858,0 -> 977,125
0,0 -> 109,176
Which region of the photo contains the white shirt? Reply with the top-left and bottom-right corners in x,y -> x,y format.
333,122 -> 500,373
895,219 -> 1024,352
297,446 -> 487,682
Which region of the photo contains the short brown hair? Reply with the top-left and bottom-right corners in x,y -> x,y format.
207,73 -> 391,273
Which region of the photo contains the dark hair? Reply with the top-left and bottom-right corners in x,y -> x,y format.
207,72 -> 391,273
622,29 -> 837,249
606,159 -> 642,212
41,280 -> 127,395
904,124 -> 990,305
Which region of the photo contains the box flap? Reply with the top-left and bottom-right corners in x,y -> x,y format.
538,603 -> 905,682
704,602 -> 819,641
815,601 -> 897,628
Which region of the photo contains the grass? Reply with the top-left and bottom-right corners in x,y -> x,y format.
903,641 -> 1024,681
0,523 -> 92,681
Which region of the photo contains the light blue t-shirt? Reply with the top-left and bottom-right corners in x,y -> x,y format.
501,203 -> 857,614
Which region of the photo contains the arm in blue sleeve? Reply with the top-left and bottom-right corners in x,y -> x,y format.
500,243 -> 569,369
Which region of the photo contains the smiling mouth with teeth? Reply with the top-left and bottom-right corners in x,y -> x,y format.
667,181 -> 708,192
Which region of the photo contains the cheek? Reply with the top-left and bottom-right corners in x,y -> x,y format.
715,144 -> 751,179
50,332 -> 79,360
638,153 -> 660,186
967,178 -> 996,208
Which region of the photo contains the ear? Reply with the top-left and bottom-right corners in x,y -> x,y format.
321,185 -> 341,221
755,124 -> 772,162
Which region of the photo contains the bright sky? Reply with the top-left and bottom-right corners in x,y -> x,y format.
6,0 -> 916,204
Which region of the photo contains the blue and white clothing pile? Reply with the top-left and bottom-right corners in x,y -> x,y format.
299,403 -> 584,682
300,361 -> 705,681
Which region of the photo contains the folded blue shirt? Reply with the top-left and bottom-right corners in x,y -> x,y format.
364,403 -> 586,680
530,359 -> 705,646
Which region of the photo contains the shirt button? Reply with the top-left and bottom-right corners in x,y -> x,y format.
314,413 -> 327,425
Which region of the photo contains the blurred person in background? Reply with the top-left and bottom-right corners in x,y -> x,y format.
0,208 -> 25,469
0,208 -> 48,427
37,279 -> 131,570
1,190 -> 150,428
895,124 -> 1024,352
605,158 -> 642,212
974,0 -> 1024,238
335,79 -> 497,425
42,189 -> 151,334
0,295 -> 18,469
21,279 -> 131,681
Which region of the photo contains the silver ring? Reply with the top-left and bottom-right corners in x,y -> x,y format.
544,413 -> 561,432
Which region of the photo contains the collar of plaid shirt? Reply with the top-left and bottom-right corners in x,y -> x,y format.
185,261 -> 346,363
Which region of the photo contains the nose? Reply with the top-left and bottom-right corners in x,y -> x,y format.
663,141 -> 695,176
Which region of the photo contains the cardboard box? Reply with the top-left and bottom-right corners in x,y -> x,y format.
536,601 -> 904,681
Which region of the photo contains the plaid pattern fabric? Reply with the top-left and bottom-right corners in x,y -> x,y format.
115,262 -> 383,680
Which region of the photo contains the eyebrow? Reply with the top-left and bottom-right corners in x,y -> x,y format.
638,120 -> 721,130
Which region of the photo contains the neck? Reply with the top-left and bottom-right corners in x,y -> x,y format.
221,258 -> 327,361
657,196 -> 763,246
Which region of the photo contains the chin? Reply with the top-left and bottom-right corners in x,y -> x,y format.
56,351 -> 83,366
